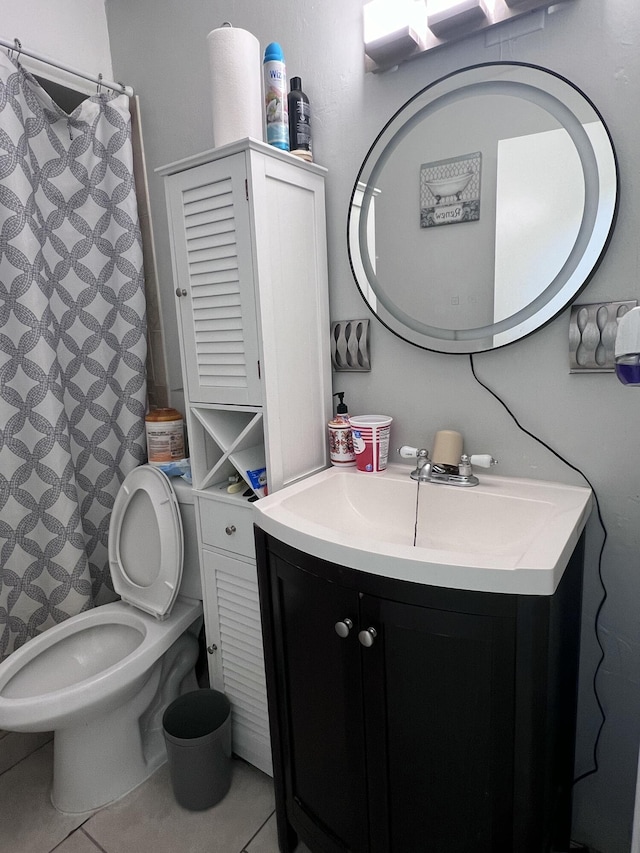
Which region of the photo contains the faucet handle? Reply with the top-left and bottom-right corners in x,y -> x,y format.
398,446 -> 430,462
468,454 -> 498,468
399,446 -> 430,480
398,445 -> 420,459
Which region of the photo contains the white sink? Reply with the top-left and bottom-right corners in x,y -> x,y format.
253,463 -> 593,595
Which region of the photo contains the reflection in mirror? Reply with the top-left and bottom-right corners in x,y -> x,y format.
348,63 -> 618,354
349,183 -> 381,312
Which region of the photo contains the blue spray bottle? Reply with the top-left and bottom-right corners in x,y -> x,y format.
263,42 -> 289,151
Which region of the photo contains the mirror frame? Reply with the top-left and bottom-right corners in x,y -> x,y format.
347,62 -> 619,354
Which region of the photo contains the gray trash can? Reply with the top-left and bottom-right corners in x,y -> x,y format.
163,688 -> 232,811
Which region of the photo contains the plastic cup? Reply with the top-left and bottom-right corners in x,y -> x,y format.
348,416 -> 393,473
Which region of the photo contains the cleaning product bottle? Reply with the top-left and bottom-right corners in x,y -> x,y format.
145,408 -> 185,464
288,76 -> 312,162
263,42 -> 289,151
328,392 -> 356,467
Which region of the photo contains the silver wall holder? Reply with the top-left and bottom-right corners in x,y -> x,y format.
331,319 -> 371,371
569,300 -> 638,372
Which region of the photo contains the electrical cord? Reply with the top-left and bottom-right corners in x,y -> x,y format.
468,353 -> 608,785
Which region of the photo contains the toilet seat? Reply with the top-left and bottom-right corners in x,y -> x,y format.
108,465 -> 183,619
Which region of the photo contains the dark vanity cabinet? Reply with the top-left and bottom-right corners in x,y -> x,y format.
255,527 -> 585,853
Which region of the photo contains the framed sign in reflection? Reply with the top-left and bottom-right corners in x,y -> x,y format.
420,151 -> 482,228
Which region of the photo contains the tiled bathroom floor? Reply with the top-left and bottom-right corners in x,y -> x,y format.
0,730 -> 310,853
1,730 -> 594,853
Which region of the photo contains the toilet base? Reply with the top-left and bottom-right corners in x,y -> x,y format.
51,632 -> 199,814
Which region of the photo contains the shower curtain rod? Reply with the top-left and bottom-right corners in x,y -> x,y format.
0,36 -> 134,97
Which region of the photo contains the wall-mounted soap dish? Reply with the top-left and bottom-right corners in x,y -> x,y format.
331,319 -> 371,371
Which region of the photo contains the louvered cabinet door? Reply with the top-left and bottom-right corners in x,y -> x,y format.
166,153 -> 262,405
200,547 -> 273,776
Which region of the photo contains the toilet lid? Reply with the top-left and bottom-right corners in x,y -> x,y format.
108,465 -> 183,619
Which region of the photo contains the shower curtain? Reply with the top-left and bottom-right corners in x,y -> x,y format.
0,51 -> 147,660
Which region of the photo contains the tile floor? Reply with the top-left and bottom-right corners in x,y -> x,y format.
0,730 -> 593,853
0,730 -> 311,853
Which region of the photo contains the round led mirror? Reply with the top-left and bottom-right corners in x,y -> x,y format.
348,62 -> 618,353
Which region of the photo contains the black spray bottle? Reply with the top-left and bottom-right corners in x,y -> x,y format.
288,77 -> 312,162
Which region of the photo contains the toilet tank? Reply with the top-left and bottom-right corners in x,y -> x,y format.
171,478 -> 203,601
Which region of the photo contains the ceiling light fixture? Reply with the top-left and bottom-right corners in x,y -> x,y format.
363,0 -> 427,65
364,0 -> 575,71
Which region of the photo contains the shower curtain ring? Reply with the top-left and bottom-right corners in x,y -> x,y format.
96,73 -> 104,94
10,38 -> 22,61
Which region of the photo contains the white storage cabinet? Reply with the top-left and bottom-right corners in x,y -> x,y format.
159,138 -> 332,775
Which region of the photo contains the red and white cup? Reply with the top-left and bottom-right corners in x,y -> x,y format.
348,415 -> 393,473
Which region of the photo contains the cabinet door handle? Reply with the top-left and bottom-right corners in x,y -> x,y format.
334,618 -> 353,638
225,525 -> 236,535
175,288 -> 187,297
358,627 -> 378,647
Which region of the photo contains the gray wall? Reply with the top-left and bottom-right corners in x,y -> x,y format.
104,2 -> 640,850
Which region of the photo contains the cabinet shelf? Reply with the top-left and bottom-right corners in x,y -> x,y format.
201,479 -> 258,507
189,405 -> 265,493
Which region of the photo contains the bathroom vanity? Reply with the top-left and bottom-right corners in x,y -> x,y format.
256,531 -> 584,853
253,465 -> 593,852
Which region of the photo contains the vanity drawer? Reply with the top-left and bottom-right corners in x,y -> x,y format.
198,497 -> 255,559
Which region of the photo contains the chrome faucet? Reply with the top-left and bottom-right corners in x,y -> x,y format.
398,446 -> 497,487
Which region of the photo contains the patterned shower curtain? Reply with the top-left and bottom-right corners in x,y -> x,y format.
0,52 -> 147,659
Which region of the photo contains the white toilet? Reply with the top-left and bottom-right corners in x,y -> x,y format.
0,465 -> 204,814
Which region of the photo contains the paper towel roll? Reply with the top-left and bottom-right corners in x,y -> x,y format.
206,24 -> 263,148
431,430 -> 463,467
